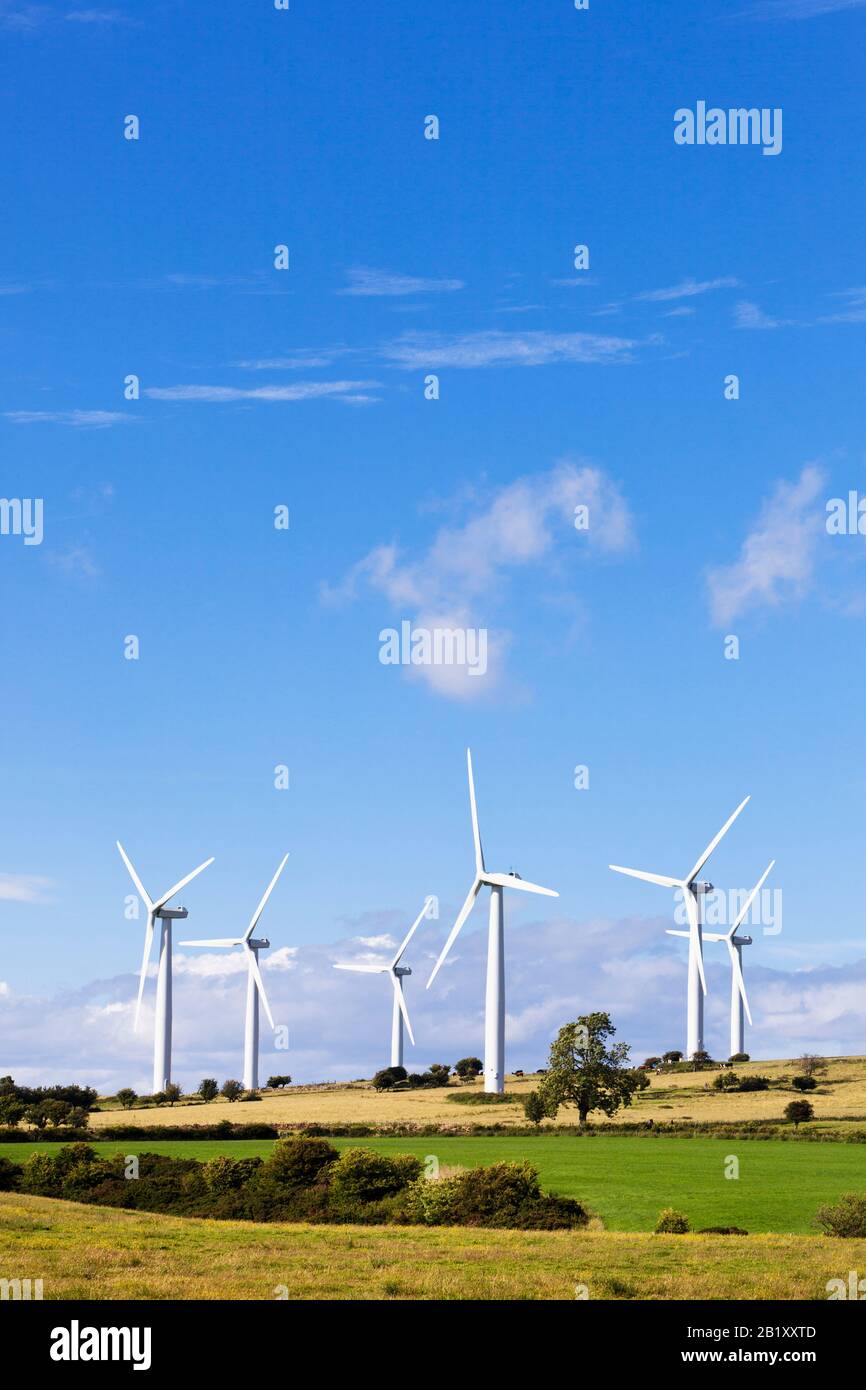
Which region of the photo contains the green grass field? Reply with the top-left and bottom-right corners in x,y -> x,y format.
3,1134 -> 863,1233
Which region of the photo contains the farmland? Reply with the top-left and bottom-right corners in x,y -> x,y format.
0,1191 -> 860,1300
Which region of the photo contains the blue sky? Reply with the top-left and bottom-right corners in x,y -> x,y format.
2,0 -> 866,1087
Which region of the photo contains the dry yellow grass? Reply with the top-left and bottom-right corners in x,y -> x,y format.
88,1055 -> 866,1131
0,1192 -> 859,1300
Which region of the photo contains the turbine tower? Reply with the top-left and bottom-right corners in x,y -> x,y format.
609,798 -> 749,1060
333,899 -> 429,1068
181,853 -> 288,1091
427,749 -> 558,1094
116,841 -> 214,1095
678,860 -> 774,1059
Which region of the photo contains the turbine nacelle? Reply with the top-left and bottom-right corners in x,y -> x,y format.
332,898 -> 430,1049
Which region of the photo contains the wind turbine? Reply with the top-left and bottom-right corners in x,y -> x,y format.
609,797 -> 750,1060
333,899 -> 429,1068
674,860 -> 774,1059
116,841 -> 214,1095
427,749 -> 558,1094
180,853 -> 288,1092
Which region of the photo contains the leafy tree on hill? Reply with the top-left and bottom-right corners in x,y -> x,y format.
198,1078 -> 219,1103
267,1075 -> 292,1089
0,1096 -> 26,1128
792,1075 -> 817,1092
662,1050 -> 682,1064
164,1084 -> 182,1107
785,1099 -> 814,1128
691,1050 -> 712,1071
221,1080 -> 243,1103
538,1013 -> 641,1126
643,1057 -> 661,1070
523,1091 -> 552,1128
455,1057 -> 483,1081
729,1053 -> 750,1064
372,1066 -> 407,1091
116,1089 -> 138,1110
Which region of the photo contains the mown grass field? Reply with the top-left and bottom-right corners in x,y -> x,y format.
3,1134 -> 865,1232
86,1054 -> 866,1132
0,1192 -> 859,1300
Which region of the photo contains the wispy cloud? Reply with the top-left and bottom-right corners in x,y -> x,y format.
636,276 -> 740,303
0,873 -> 52,903
4,409 -> 132,427
381,330 -> 640,370
324,460 -> 634,699
66,7 -> 130,20
236,351 -> 345,370
733,300 -> 796,330
338,267 -> 464,297
819,287 -> 866,324
707,465 -> 826,625
49,545 -> 101,579
0,3 -> 48,31
143,381 -> 379,404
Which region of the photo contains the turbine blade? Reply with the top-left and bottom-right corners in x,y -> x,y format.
390,898 -> 430,970
609,864 -> 680,889
178,938 -> 241,948
245,944 -> 275,1030
244,853 -> 289,941
665,929 -> 691,938
426,879 -> 480,989
683,889 -> 707,995
483,872 -> 558,897
728,940 -> 753,1026
729,860 -> 775,937
333,963 -> 388,973
134,912 -> 155,1030
685,796 -> 750,885
467,748 -> 485,874
153,856 -> 215,910
116,842 -> 153,913
391,972 -> 415,1047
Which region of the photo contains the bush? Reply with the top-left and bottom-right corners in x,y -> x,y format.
791,1075 -> 817,1092
267,1075 -> 292,1089
372,1067 -> 407,1091
654,1208 -> 690,1234
454,1057 -> 482,1081
405,1160 -> 588,1231
0,1155 -> 19,1190
262,1137 -> 339,1190
815,1192 -> 866,1238
713,1071 -> 740,1091
328,1148 -> 422,1205
221,1080 -> 243,1103
202,1155 -> 263,1195
729,1053 -> 750,1064
697,1226 -> 748,1235
737,1076 -> 770,1092
116,1089 -> 137,1110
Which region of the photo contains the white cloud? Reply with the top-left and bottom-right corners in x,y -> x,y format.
4,410 -> 132,427
143,381 -> 379,404
324,461 -> 633,699
819,288 -> 866,324
751,0 -> 866,16
338,267 -> 464,297
636,277 -> 740,302
381,330 -> 639,369
707,465 -> 826,625
0,873 -> 52,903
3,907 -> 866,1090
734,301 -> 796,330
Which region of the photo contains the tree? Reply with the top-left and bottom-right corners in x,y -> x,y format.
784,1099 -> 814,1128
0,1096 -> 26,1128
792,1075 -> 817,1092
198,1078 -> 219,1103
426,1064 -> 451,1087
372,1066 -> 406,1091
267,1075 -> 292,1089
643,1057 -> 661,1070
25,1102 -> 51,1130
455,1057 -> 483,1082
162,1083 -> 182,1107
116,1088 -> 137,1110
522,1091 -> 551,1128
538,1013 -> 641,1126
691,1050 -> 712,1071
662,1050 -> 682,1064
729,1052 -> 750,1064
797,1055 -> 827,1079
221,1080 -> 243,1103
